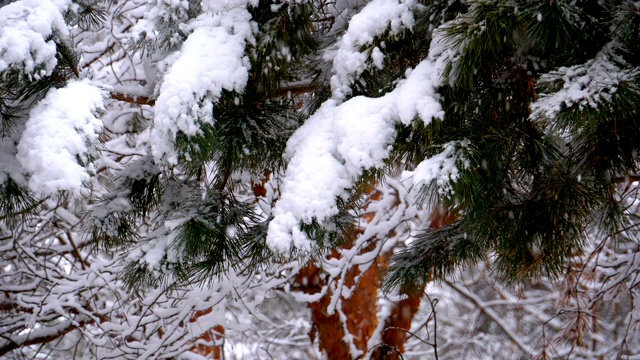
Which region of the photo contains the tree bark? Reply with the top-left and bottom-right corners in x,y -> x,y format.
297,185 -> 458,359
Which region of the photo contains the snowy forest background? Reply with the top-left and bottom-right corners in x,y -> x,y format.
1,0 -> 640,358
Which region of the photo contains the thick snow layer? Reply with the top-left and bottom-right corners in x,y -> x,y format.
150,4 -> 254,165
0,0 -> 70,76
327,0 -> 416,101
267,57 -> 444,253
16,80 -> 104,194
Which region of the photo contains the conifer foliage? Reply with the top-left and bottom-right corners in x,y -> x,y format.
1,0 -> 639,358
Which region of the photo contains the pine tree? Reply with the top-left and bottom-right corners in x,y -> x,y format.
1,0 -> 640,358
387,0 -> 640,289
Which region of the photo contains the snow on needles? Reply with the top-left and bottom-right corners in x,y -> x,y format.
531,42 -> 638,119
328,0 -> 417,101
0,0 -> 70,76
403,140 -> 469,196
16,80 -> 105,195
267,58 -> 444,253
150,2 -> 255,165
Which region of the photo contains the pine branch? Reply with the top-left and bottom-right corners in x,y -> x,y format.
274,82 -> 316,97
611,175 -> 640,184
109,92 -> 155,106
0,318 -> 91,358
109,82 -> 313,106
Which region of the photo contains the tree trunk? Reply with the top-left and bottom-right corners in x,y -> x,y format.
298,188 -> 457,359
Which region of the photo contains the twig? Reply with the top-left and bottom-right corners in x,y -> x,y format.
424,292 -> 439,360
365,343 -> 405,360
445,280 -> 531,355
109,92 -> 155,106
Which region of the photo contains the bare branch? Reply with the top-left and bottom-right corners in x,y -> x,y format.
109,92 -> 155,106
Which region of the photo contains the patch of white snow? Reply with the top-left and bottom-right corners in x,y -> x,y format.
16,79 -> 105,194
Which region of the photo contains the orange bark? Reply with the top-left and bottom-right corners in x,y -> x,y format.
343,262 -> 380,353
255,174 -> 456,359
297,256 -> 383,359
295,188 -> 384,358
297,263 -> 352,359
189,308 -> 225,359
371,204 -> 457,359
298,199 -> 457,359
370,294 -> 423,360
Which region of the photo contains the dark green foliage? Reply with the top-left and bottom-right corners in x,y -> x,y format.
121,257 -> 186,291
0,177 -> 40,229
0,1 -> 89,238
0,94 -> 20,137
526,1 -> 585,65
16,0 -> 635,296
526,0 -> 609,66
247,1 -> 317,100
444,1 -> 526,91
386,221 -> 483,293
385,0 -> 640,291
113,184 -> 270,289
0,36 -> 79,137
90,208 -> 139,250
88,157 -> 160,249
156,0 -> 318,184
172,190 -> 252,279
555,81 -> 640,179
97,89 -> 308,291
301,207 -> 355,251
67,0 -> 109,30
169,0 -> 318,180
341,0 -> 468,101
131,0 -> 202,55
127,172 -> 162,218
98,0 -> 324,291
15,39 -> 78,102
613,1 -> 640,65
175,96 -> 301,180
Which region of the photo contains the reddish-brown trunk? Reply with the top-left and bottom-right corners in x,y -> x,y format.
371,204 -> 456,359
294,187 -> 383,358
299,200 -> 457,359
343,261 -> 380,353
189,308 -> 225,359
298,263 -> 351,359
369,291 -> 423,360
297,255 -> 382,359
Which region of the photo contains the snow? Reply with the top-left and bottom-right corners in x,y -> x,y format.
2,2 -> 640,359
327,0 -> 417,101
0,0 -> 70,76
0,135 -> 26,186
427,23 -> 470,89
16,79 -> 105,194
150,2 -> 255,165
371,46 -> 385,69
531,42 -> 637,119
403,140 -> 469,195
267,54 -> 444,253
